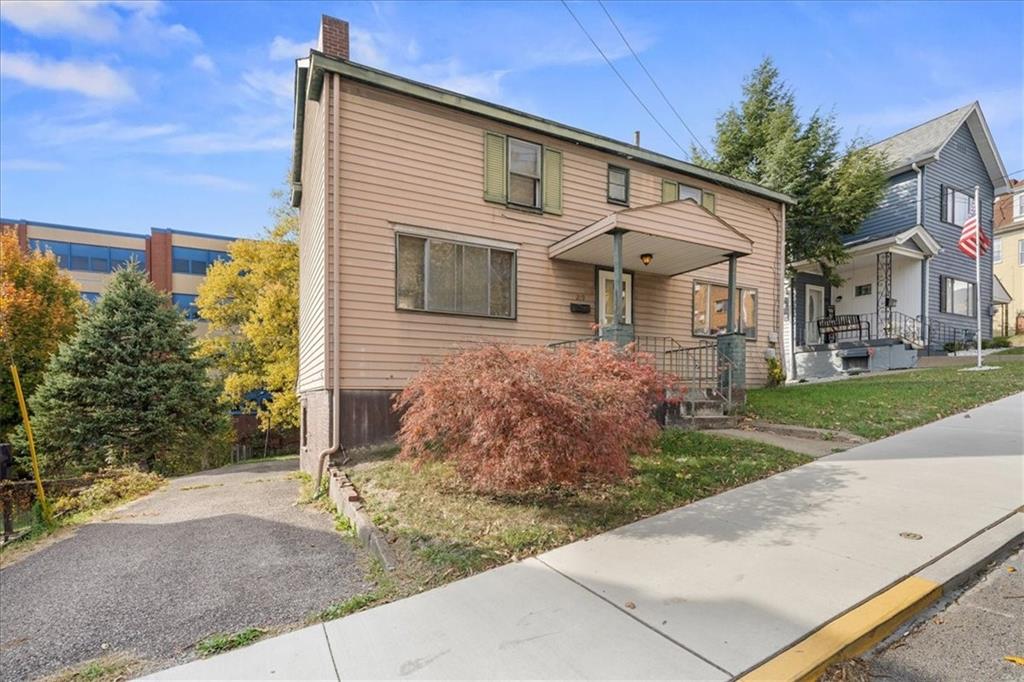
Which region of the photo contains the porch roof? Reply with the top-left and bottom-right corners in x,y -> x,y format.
548,199 -> 754,277
792,225 -> 941,273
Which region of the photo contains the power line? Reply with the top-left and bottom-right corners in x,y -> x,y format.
597,0 -> 710,157
559,0 -> 690,159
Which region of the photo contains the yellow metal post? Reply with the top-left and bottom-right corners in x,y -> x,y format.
9,363 -> 53,526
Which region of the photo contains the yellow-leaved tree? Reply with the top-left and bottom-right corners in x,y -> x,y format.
0,229 -> 84,440
197,193 -> 299,430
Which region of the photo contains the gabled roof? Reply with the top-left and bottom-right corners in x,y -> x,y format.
292,53 -> 795,208
866,102 -> 1010,194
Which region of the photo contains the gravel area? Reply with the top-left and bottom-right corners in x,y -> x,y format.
0,458 -> 370,680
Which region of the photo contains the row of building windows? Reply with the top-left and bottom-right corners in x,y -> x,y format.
993,237 -> 1024,265
78,290 -> 200,320
30,239 -> 147,273
172,246 -> 229,275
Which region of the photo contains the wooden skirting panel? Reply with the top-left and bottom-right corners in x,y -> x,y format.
341,389 -> 402,449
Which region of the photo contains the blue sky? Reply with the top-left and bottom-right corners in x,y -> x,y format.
1,1 -> 1021,238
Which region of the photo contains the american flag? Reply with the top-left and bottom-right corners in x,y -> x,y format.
957,203 -> 989,259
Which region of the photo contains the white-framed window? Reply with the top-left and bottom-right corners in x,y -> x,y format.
396,231 -> 516,319
1019,239 -> 1024,266
507,138 -> 542,209
994,238 -> 1002,263
1014,193 -> 1024,218
693,281 -> 757,338
940,276 -> 975,317
943,186 -> 976,227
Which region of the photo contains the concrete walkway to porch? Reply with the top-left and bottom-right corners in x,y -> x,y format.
146,394 -> 1024,681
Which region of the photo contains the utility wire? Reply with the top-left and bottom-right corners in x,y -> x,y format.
598,0 -> 710,157
559,0 -> 691,159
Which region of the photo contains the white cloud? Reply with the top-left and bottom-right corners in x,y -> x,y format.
162,172 -> 252,191
0,1 -> 119,41
191,54 -> 215,73
0,158 -> 64,172
0,1 -> 199,49
269,35 -> 315,61
0,52 -> 135,100
161,131 -> 292,155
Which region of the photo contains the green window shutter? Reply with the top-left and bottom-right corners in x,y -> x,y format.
702,190 -> 716,214
661,179 -> 678,203
483,132 -> 507,204
543,147 -> 563,215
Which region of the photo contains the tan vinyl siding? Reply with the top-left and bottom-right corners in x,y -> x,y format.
297,76 -> 330,392
325,80 -> 782,389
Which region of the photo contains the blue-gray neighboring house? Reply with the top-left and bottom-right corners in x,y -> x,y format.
787,102 -> 1010,378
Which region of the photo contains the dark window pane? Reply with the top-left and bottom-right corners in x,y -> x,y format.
172,293 -> 200,320
190,259 -> 208,275
396,235 -> 425,310
489,250 -> 513,317
461,245 -> 489,315
70,243 -> 109,272
427,241 -> 457,311
509,174 -> 538,207
173,258 -> 190,273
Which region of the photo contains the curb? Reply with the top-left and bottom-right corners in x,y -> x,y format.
326,466 -> 398,571
739,511 -> 1023,681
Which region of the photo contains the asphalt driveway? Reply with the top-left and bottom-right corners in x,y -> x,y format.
0,457 -> 369,680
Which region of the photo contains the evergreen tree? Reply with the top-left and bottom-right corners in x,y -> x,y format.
27,266 -> 229,474
691,58 -> 888,281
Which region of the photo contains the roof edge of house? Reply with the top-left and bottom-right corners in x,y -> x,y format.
292,52 -> 796,207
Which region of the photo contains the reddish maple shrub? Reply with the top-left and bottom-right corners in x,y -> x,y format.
394,342 -> 671,492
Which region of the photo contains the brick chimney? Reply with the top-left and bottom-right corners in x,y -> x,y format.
317,15 -> 350,61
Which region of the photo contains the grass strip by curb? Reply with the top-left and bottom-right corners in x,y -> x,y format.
195,627 -> 268,657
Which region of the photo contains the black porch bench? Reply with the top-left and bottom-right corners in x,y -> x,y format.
816,314 -> 870,343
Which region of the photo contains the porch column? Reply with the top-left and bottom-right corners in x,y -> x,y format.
613,230 -> 624,326
726,254 -> 738,333
920,256 -> 930,344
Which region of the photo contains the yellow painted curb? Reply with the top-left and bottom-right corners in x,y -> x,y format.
740,575 -> 942,682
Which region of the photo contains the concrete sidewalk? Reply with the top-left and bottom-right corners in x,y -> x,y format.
147,393 -> 1024,681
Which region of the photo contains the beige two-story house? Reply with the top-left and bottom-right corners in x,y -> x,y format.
292,16 -> 794,472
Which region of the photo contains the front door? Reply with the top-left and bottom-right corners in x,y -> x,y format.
806,285 -> 825,343
598,270 -> 632,326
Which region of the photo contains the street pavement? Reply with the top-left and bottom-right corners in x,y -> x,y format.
868,548 -> 1023,681
148,393 -> 1024,681
0,458 -> 369,681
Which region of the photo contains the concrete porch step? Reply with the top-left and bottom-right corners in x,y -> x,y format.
668,414 -> 740,430
685,399 -> 726,417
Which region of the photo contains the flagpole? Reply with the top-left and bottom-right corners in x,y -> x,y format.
975,184 -> 982,369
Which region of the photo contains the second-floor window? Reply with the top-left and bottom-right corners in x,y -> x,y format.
1019,239 -> 1024,266
607,166 -> 629,205
507,138 -> 542,209
1014,193 -> 1024,219
396,232 -> 516,319
943,187 -> 976,227
994,238 -> 1002,263
172,246 -> 228,275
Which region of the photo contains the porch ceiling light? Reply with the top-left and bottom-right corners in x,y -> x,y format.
640,253 -> 654,266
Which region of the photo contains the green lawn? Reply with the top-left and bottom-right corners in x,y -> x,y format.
350,431 -> 810,593
746,362 -> 1024,440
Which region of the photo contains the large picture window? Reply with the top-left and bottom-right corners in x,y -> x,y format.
941,276 -> 975,317
693,281 -> 757,338
396,232 -> 516,319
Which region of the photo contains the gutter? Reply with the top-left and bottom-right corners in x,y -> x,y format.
301,52 -> 796,207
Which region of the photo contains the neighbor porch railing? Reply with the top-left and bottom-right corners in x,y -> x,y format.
798,310 -> 923,347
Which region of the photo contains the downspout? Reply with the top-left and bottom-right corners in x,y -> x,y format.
316,73 -> 343,493
912,162 -> 928,344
